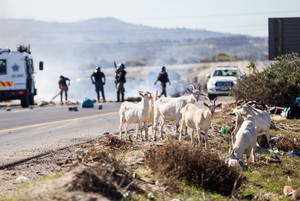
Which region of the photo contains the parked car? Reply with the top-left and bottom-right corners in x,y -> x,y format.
206,66 -> 243,99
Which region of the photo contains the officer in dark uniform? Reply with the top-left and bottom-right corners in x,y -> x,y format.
155,66 -> 171,97
115,63 -> 126,102
58,75 -> 70,104
91,66 -> 106,102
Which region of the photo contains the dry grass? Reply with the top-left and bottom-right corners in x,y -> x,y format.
275,136 -> 300,153
144,140 -> 242,195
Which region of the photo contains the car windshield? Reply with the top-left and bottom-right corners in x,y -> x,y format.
213,69 -> 238,77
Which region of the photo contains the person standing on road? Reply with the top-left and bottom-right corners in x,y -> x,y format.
58,75 -> 70,104
91,66 -> 106,103
154,66 -> 171,97
115,63 -> 127,102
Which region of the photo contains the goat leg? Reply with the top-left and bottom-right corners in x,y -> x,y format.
119,123 -> 123,140
144,122 -> 149,141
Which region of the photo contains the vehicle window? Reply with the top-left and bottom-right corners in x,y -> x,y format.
229,70 -> 238,76
213,68 -> 241,77
0,59 -> 6,74
224,69 -> 238,77
26,58 -> 34,74
213,70 -> 223,76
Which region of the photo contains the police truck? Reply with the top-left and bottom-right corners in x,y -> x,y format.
0,45 -> 43,108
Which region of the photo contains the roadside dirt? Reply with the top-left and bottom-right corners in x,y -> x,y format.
0,141 -> 84,195
0,132 -> 175,200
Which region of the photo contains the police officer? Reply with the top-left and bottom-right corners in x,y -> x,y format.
155,66 -> 171,97
91,66 -> 106,102
115,63 -> 126,102
58,75 -> 70,104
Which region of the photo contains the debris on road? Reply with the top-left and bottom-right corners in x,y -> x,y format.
68,107 -> 79,111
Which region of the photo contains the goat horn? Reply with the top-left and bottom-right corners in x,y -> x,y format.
230,148 -> 237,158
213,97 -> 217,103
189,85 -> 195,90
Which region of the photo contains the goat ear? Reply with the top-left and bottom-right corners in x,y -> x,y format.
138,91 -> 144,96
203,102 -> 209,107
186,87 -> 192,93
216,103 -> 222,108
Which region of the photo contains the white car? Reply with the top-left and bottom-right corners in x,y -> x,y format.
206,66 -> 243,99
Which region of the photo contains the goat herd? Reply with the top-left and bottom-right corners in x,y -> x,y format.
118,85 -> 272,171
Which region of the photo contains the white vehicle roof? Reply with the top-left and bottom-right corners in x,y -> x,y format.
212,66 -> 243,76
214,66 -> 239,70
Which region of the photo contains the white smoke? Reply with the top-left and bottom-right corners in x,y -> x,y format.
0,19 -> 196,103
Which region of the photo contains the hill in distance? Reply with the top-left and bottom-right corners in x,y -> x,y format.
0,18 -> 267,68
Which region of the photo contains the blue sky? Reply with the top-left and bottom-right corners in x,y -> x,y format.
2,0 -> 300,37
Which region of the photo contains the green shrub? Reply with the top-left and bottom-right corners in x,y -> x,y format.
201,53 -> 240,62
232,53 -> 300,107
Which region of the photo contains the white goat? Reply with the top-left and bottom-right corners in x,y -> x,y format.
153,85 -> 202,141
226,115 -> 257,170
179,97 -> 222,148
119,91 -> 152,141
232,103 -> 271,149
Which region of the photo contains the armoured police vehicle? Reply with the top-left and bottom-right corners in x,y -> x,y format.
0,45 -> 43,108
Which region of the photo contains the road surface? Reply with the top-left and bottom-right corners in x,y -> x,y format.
0,102 -> 121,167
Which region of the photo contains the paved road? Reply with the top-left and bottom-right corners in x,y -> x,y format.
0,102 -> 121,167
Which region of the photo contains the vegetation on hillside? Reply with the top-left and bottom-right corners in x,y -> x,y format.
200,53 -> 240,62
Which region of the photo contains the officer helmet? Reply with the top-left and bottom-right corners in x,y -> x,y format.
116,63 -> 125,72
162,66 -> 166,71
96,66 -> 101,71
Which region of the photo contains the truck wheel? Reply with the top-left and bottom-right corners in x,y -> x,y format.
29,94 -> 34,106
21,94 -> 29,108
